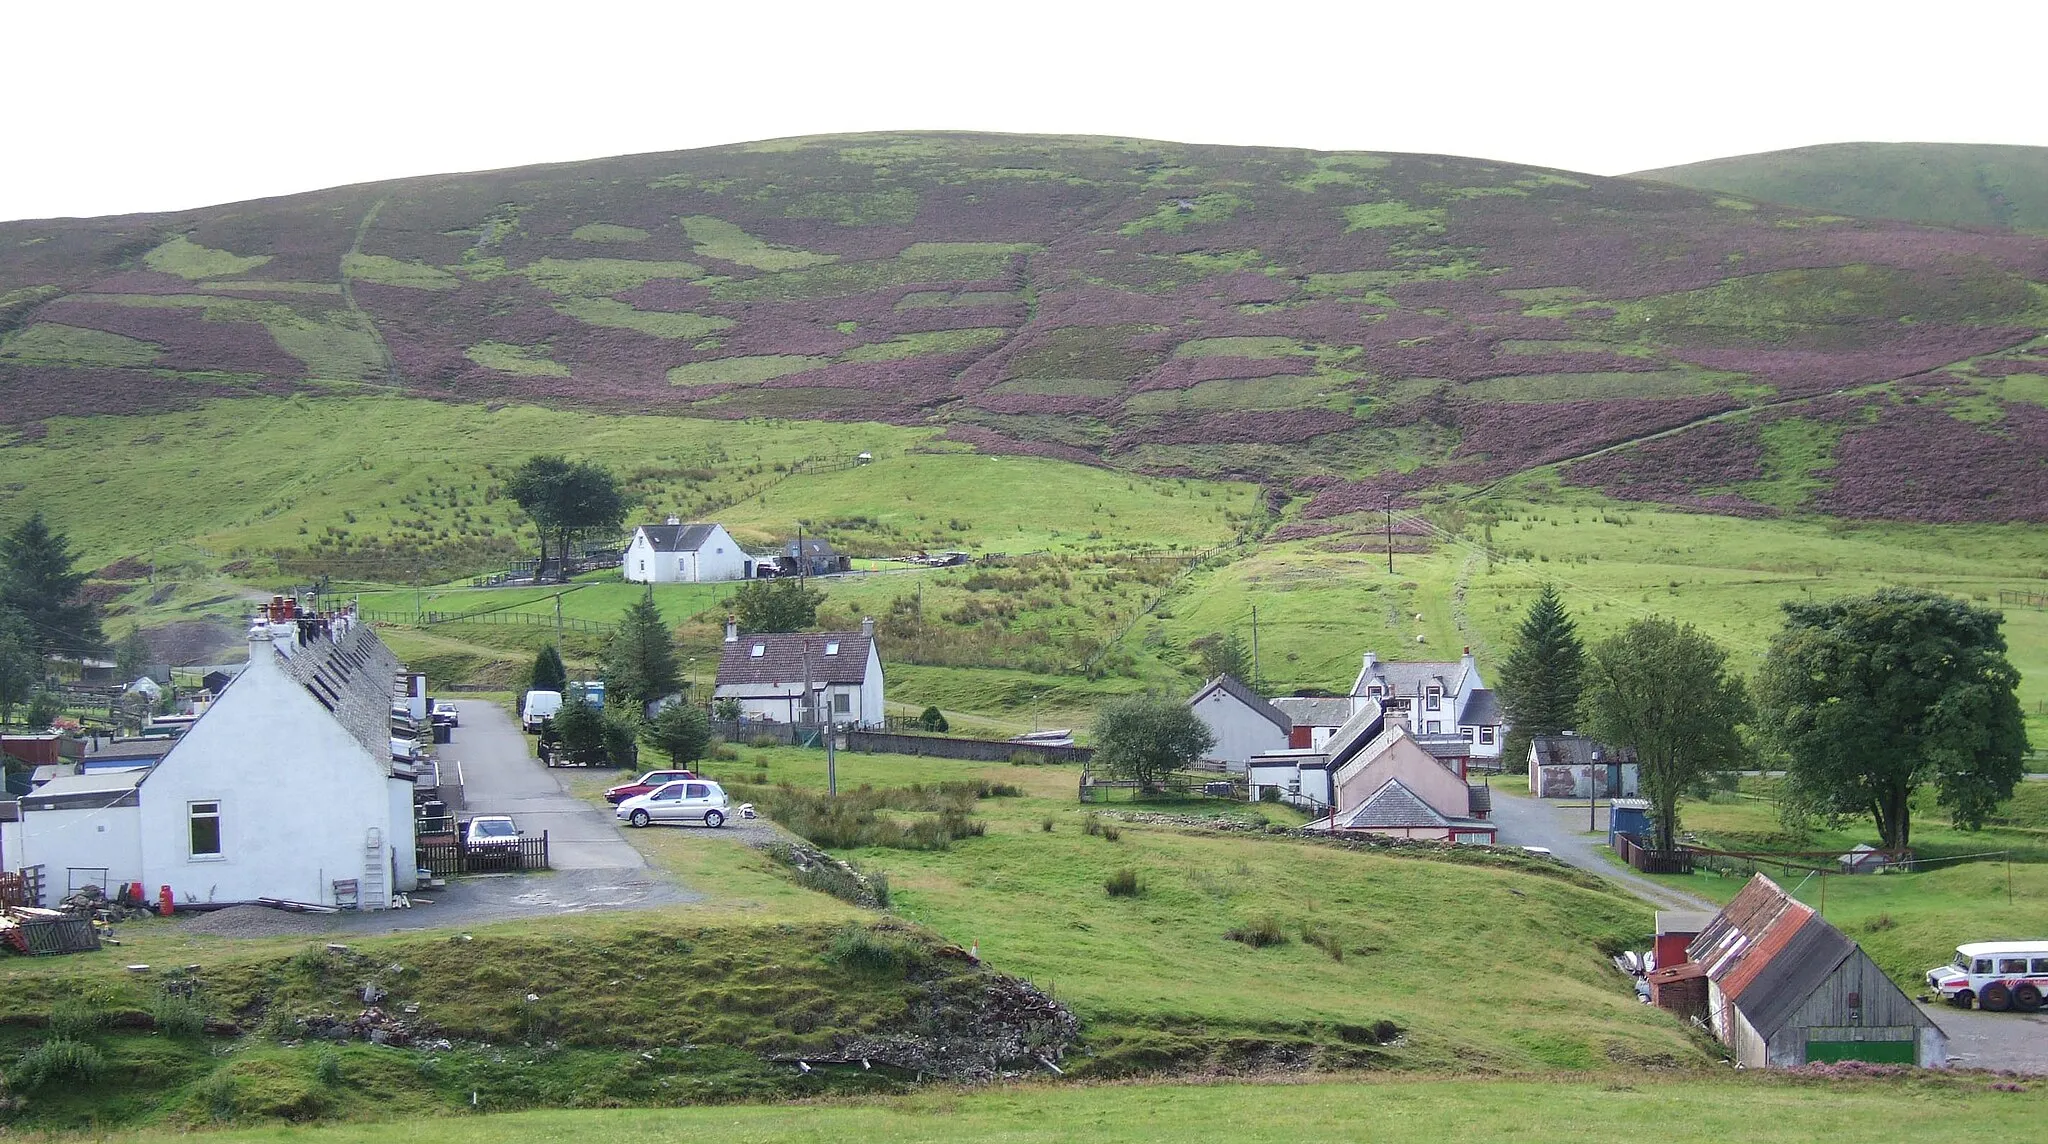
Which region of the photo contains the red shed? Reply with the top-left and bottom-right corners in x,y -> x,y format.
1654,909 -> 1713,972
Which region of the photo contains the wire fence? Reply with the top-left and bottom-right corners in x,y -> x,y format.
358,608 -> 616,635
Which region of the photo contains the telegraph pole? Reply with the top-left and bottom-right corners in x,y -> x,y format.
1385,496 -> 1395,574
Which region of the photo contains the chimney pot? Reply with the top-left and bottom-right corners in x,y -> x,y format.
724,615 -> 738,643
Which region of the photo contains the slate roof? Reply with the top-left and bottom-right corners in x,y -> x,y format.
1189,674 -> 1291,732
1272,696 -> 1354,727
270,621 -> 407,769
1336,778 -> 1452,829
716,632 -> 873,687
83,739 -> 177,763
1457,687 -> 1502,726
1531,735 -> 1637,768
1415,733 -> 1474,760
1321,699 -> 1388,770
1466,783 -> 1491,818
634,523 -> 722,552
1350,657 -> 1469,699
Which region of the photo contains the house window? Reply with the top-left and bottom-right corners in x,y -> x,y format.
1426,686 -> 1442,711
1480,727 -> 1496,745
1425,720 -> 1441,734
189,801 -> 222,857
1461,725 -> 1475,742
834,692 -> 851,715
1366,685 -> 1383,698
751,644 -> 766,658
638,560 -> 646,573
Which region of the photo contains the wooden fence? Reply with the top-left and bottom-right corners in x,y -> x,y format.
1615,832 -> 1694,874
1999,590 -> 2048,611
0,864 -> 46,908
847,729 -> 1093,765
417,832 -> 550,877
360,608 -> 616,636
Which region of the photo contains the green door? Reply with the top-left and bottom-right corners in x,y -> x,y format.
1806,1038 -> 1915,1064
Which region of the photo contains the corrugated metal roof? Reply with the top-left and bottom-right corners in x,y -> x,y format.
1730,914 -> 1855,1040
1189,675 -> 1291,733
715,631 -> 873,687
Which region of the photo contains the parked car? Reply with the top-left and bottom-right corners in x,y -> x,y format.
522,690 -> 562,732
464,815 -> 524,867
432,700 -> 460,727
617,780 -> 728,829
605,769 -> 701,804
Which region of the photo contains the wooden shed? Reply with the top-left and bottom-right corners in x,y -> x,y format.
1688,875 -> 1944,1067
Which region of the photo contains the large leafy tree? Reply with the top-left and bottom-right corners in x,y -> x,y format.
1091,693 -> 1215,790
505,456 -> 627,582
1581,616 -> 1750,851
1495,583 -> 1584,773
0,511 -> 105,658
605,590 -> 681,713
731,577 -> 825,634
1757,589 -> 2029,850
0,606 -> 38,726
529,645 -> 568,694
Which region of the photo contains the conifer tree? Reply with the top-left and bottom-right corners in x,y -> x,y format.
0,512 -> 105,658
1495,583 -> 1584,772
530,645 -> 569,694
605,589 -> 680,713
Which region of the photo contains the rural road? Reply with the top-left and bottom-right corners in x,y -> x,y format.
1486,786 -> 1718,912
440,700 -> 648,870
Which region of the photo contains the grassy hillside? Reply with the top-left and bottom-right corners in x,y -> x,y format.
76,1074 -> 2048,1144
4,132 -> 2045,524
1634,142 -> 2048,233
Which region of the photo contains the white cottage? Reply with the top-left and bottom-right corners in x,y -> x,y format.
7,607 -> 420,910
623,519 -> 750,583
1186,675 -> 1292,773
1350,648 -> 1506,764
713,617 -> 885,728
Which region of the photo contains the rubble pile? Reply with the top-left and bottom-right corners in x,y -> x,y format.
829,972 -> 1079,1082
293,1007 -> 425,1046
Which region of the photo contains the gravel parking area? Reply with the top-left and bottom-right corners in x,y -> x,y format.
1922,1001 -> 2048,1074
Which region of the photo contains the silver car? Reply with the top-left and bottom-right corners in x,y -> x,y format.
617,780 -> 729,829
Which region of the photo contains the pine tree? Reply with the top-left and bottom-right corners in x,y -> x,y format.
605,589 -> 680,713
0,512 -> 105,658
530,645 -> 568,694
0,606 -> 36,726
1495,583 -> 1585,773
648,703 -> 712,768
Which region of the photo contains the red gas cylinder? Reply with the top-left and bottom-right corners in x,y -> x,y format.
129,881 -> 145,905
158,885 -> 175,917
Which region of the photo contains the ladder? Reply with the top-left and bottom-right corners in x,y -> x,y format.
359,827 -> 386,909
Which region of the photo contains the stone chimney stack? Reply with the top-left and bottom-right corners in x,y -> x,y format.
667,514 -> 681,526
861,616 -> 875,639
725,615 -> 739,644
1362,650 -> 1377,672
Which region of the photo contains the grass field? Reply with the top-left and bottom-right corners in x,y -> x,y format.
74,1072 -> 2048,1144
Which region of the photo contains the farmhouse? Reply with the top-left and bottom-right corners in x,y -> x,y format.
712,617 -> 884,728
1250,702 -> 1494,843
2,603 -> 422,910
1350,648 -> 1506,764
623,518 -> 750,583
1527,734 -> 1639,799
1686,875 -> 1944,1067
1186,675 -> 1291,773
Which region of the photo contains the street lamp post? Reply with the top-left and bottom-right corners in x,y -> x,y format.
1589,746 -> 1604,834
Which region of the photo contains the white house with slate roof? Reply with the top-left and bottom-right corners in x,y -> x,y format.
10,604 -> 420,910
1186,675 -> 1291,773
713,617 -> 884,728
624,519 -> 750,583
1350,648 -> 1506,764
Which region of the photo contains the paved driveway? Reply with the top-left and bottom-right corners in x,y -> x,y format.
439,700 -> 647,870
1486,786 -> 1717,912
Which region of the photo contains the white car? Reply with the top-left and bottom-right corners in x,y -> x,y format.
617,780 -> 729,829
433,701 -> 460,727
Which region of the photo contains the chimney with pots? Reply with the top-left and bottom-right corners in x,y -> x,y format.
725,615 -> 739,643
667,515 -> 681,525
861,616 -> 875,639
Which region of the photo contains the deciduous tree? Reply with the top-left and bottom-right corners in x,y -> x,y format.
1190,631 -> 1250,682
731,577 -> 824,634
1757,589 -> 2029,850
1580,616 -> 1750,851
0,512 -> 105,658
505,457 -> 627,582
1496,584 -> 1585,773
1092,693 -> 1215,791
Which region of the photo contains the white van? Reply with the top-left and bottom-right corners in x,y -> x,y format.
1924,941 -> 2048,1011
521,689 -> 563,733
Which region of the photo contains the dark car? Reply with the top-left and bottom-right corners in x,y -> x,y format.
604,769 -> 700,804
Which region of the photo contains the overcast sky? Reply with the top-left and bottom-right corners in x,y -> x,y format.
6,0 -> 2043,223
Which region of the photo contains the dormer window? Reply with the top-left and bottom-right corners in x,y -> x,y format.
1366,685 -> 1383,698
750,644 -> 766,658
1426,686 -> 1442,711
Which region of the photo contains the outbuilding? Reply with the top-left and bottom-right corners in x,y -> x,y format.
1186,675 -> 1291,773
1688,874 -> 1944,1067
